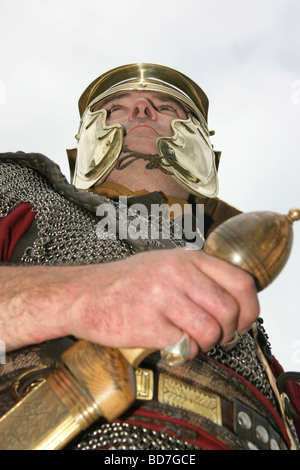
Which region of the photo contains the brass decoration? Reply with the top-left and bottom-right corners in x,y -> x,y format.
73,109 -> 123,189
0,341 -> 136,450
158,373 -> 222,425
11,364 -> 54,401
135,368 -> 154,400
280,392 -> 294,427
157,114 -> 218,197
204,208 -> 300,291
0,379 -> 81,450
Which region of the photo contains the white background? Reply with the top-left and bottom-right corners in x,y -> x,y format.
0,0 -> 299,371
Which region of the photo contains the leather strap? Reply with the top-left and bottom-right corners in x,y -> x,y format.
133,351 -> 292,450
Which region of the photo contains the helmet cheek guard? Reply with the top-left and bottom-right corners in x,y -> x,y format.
72,109 -> 123,190
157,114 -> 218,197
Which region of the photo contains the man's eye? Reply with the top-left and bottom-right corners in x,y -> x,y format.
107,104 -> 123,115
158,104 -> 177,114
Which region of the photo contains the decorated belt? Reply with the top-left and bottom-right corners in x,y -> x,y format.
131,352 -> 291,451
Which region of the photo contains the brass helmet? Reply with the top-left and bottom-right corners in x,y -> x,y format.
69,63 -> 220,197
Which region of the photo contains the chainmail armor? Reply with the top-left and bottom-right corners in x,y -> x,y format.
0,163 -> 134,265
74,422 -> 202,450
207,329 -> 275,403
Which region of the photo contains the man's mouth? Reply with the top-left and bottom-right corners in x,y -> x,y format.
127,123 -> 159,135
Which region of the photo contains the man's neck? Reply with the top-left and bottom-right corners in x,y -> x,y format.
103,159 -> 189,200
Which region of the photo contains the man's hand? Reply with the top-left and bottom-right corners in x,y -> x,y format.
0,248 -> 259,357
69,248 -> 260,358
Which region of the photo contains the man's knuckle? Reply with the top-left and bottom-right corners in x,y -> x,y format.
216,291 -> 239,319
235,269 -> 256,293
159,254 -> 183,276
199,321 -> 222,351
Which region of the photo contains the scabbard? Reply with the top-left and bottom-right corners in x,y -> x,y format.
0,341 -> 137,450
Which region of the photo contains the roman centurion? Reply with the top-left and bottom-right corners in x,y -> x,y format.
0,63 -> 299,450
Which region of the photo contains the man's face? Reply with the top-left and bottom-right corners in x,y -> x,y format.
94,90 -> 187,155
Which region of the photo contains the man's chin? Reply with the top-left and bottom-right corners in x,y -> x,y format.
123,136 -> 158,155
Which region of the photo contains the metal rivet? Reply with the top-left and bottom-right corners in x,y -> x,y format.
255,425 -> 269,444
269,438 -> 280,450
237,411 -> 252,430
247,441 -> 259,450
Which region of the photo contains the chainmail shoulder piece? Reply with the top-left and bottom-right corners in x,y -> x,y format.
0,160 -> 133,265
0,152 -> 184,264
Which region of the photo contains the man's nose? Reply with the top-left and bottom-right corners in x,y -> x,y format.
128,98 -> 158,121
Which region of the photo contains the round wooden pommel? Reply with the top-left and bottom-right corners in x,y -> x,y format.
204,209 -> 298,291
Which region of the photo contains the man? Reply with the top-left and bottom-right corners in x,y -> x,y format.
0,63 -> 299,450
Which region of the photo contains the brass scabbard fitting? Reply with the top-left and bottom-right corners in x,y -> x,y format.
0,341 -> 136,450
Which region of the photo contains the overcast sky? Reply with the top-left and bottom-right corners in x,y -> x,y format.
0,0 -> 299,371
